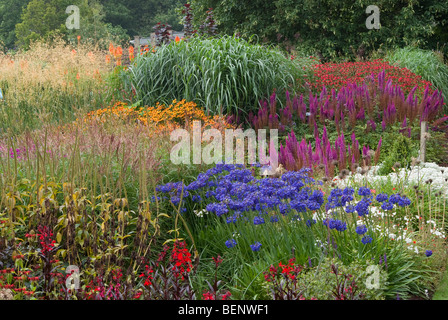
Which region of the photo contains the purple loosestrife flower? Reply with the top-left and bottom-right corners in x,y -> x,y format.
356,225 -> 368,235
225,239 -> 237,248
250,242 -> 262,252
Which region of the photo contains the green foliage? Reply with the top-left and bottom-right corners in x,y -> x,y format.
66,0 -> 130,49
121,35 -> 311,116
0,0 -> 30,50
378,134 -> 416,175
385,47 -> 448,108
14,0 -> 71,48
299,257 -> 387,300
102,0 -> 187,35
191,0 -> 448,60
383,244 -> 434,300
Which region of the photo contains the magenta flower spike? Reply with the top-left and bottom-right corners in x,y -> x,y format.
402,116 -> 407,128
292,94 -> 299,115
270,91 -> 277,108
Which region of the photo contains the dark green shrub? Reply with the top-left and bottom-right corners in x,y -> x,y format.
191,0 -> 448,60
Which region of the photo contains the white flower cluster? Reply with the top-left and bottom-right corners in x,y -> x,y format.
193,209 -> 208,218
334,162 -> 448,198
365,206 -> 445,254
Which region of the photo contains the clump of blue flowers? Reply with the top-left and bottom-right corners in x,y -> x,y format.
225,239 -> 237,248
356,225 -> 368,235
361,235 -> 373,244
250,241 -> 262,252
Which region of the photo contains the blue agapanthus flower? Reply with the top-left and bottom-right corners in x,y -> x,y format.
225,239 -> 237,248
356,225 -> 368,235
381,201 -> 394,211
361,235 -> 373,244
358,186 -> 371,197
253,216 -> 265,225
206,202 -> 228,217
375,193 -> 389,202
389,193 -> 401,204
345,205 -> 355,213
306,219 -> 317,227
355,197 -> 371,216
323,219 -> 347,232
398,196 -> 411,207
250,241 -> 262,252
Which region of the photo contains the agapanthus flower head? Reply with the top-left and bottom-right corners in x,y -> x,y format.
253,216 -> 265,225
358,186 -> 371,197
356,225 -> 368,235
398,196 -> 411,207
250,241 -> 262,252
225,239 -> 237,248
345,205 -> 355,213
381,201 -> 394,211
361,235 -> 373,244
355,197 -> 371,216
389,193 -> 401,204
375,193 -> 389,202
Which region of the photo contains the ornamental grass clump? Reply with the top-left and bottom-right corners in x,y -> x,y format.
120,35 -> 312,116
0,38 -> 113,134
385,47 -> 448,113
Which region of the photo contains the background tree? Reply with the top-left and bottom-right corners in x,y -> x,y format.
0,0 -> 30,50
14,0 -> 71,48
190,0 -> 448,60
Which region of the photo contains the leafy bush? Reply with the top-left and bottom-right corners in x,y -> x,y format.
121,35 -> 312,116
191,0 -> 448,60
377,134 -> 415,175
